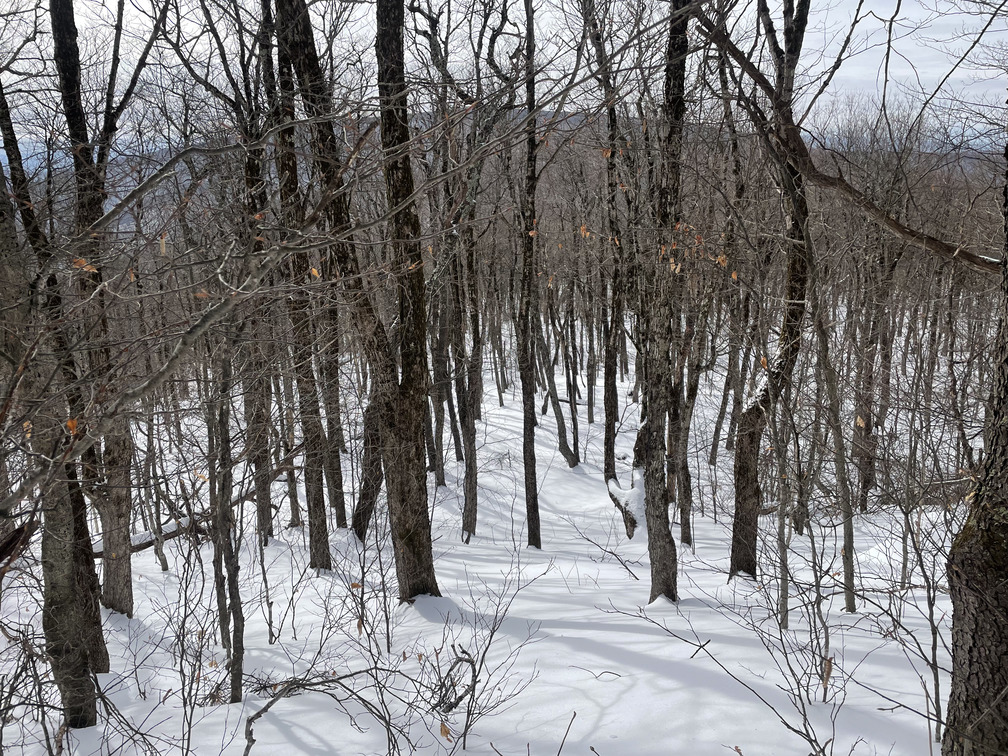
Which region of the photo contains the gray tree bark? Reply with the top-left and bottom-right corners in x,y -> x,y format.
942,110 -> 1008,756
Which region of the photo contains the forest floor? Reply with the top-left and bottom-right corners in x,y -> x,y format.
5,364 -> 952,756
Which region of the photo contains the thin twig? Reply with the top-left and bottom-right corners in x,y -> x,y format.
557,710 -> 576,755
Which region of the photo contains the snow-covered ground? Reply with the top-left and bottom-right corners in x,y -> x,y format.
2,362 -> 953,756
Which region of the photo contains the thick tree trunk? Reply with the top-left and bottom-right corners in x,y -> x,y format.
942,127 -> 1008,756
635,303 -> 679,603
729,400 -> 765,578
375,0 -> 441,598
36,399 -> 109,729
2,79 -> 109,719
944,497 -> 1008,756
42,470 -> 98,729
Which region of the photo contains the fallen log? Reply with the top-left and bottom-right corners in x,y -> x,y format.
92,460 -> 296,559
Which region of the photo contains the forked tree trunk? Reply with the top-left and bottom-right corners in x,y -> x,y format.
51,0 -> 141,620
1,83 -> 110,725
630,0 -> 691,602
730,161 -> 810,578
277,0 -> 440,598
728,0 -> 811,579
535,315 -> 578,468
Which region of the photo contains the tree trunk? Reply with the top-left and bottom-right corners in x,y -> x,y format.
244,333 -> 275,545
518,0 -> 541,549
812,282 -> 856,611
211,347 -> 244,703
0,161 -> 24,545
275,362 -> 302,528
288,298 -> 332,571
1,78 -> 111,718
579,0 -> 623,490
352,393 -> 384,543
276,0 -> 440,598
430,294 -> 451,483
451,230 -> 481,540
535,314 -> 578,468
97,416 -> 135,616
730,162 -> 811,578
728,0 -> 811,579
41,467 -> 98,729
51,0 -> 138,619
319,311 -> 348,528
942,125 -> 1008,756
629,0 -> 692,603
635,303 -> 680,603
375,0 -> 441,598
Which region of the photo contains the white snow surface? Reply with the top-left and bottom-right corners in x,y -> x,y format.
1,365 -> 952,756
